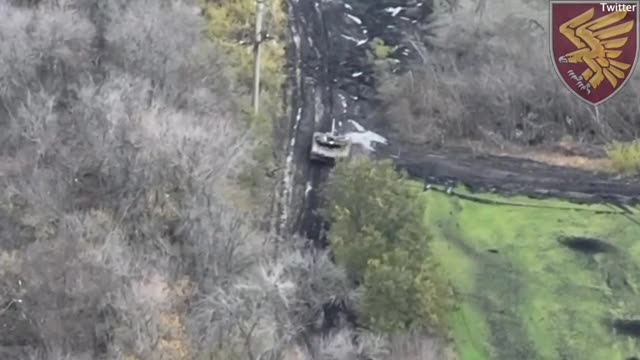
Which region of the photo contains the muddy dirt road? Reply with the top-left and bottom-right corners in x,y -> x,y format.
392,145 -> 640,205
276,0 -> 428,242
274,0 -> 640,243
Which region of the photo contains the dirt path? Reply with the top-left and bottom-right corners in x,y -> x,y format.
389,144 -> 640,206
274,0 -> 334,242
275,0 -> 437,241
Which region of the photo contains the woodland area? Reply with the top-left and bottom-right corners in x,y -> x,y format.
0,0 -> 449,359
375,0 -> 640,173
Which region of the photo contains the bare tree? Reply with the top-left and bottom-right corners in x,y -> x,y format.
104,0 -> 241,114
311,328 -> 448,360
379,9 -> 640,148
0,1 -> 95,152
385,329 -> 449,360
187,246 -> 355,360
0,0 -> 258,359
312,328 -> 389,360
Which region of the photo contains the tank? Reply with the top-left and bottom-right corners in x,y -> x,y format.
310,132 -> 351,163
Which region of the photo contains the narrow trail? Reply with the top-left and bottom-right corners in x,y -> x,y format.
274,0 -> 640,244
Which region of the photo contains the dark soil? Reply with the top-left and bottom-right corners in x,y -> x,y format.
387,143 -> 640,206
612,319 -> 640,337
558,236 -> 617,254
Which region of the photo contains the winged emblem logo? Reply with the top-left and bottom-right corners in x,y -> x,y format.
550,1 -> 639,105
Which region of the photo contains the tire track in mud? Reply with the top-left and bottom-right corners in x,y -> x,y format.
277,0 -> 431,242
277,0 -> 332,243
395,148 -> 640,206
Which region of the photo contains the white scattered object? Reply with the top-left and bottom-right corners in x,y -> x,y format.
343,120 -> 387,151
343,131 -> 387,151
281,107 -> 302,226
338,93 -> 347,111
348,119 -> 365,131
340,34 -> 368,45
384,6 -> 403,16
346,13 -> 362,24
352,71 -> 363,77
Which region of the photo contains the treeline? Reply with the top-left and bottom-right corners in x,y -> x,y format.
376,2 -> 640,152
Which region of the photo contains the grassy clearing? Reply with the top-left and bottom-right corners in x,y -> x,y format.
420,186 -> 640,360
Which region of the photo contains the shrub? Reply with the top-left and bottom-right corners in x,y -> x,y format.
325,159 -> 428,280
369,37 -> 394,60
325,159 -> 450,333
607,141 -> 640,174
362,251 -> 449,334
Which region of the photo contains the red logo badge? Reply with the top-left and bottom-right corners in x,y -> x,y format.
550,1 -> 639,105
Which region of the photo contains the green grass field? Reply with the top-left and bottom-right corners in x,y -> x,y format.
421,187 -> 640,360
